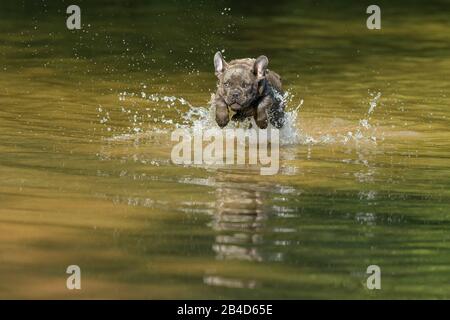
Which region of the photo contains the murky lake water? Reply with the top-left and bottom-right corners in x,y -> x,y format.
1,1 -> 449,299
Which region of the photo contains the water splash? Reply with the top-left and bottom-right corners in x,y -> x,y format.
368,91 -> 381,115
109,89 -> 303,146
104,88 -> 382,148
176,91 -> 302,146
296,91 -> 382,146
354,91 -> 382,143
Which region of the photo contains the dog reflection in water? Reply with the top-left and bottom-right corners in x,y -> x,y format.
210,183 -> 267,262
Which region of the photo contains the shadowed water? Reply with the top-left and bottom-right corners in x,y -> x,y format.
0,0 -> 449,298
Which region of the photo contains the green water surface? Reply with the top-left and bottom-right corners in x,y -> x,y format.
0,0 -> 449,299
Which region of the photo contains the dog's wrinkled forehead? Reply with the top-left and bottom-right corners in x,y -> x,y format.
223,65 -> 255,83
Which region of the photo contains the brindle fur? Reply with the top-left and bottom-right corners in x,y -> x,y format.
212,52 -> 285,129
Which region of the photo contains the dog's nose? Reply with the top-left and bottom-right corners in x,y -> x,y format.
231,91 -> 241,100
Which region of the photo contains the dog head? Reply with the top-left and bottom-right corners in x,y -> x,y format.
214,51 -> 268,111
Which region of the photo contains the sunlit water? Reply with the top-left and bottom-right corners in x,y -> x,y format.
0,1 -> 449,299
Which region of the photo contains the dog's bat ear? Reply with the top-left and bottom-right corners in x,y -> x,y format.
214,51 -> 227,76
253,55 -> 268,80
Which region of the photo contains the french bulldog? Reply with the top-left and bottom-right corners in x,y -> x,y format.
212,51 -> 285,129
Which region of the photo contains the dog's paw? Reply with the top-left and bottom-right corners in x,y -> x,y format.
256,118 -> 268,129
216,117 -> 229,128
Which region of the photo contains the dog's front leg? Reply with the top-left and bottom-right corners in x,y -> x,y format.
213,96 -> 229,128
254,96 -> 273,129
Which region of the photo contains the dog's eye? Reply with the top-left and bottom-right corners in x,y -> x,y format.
224,82 -> 231,87
242,82 -> 250,88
